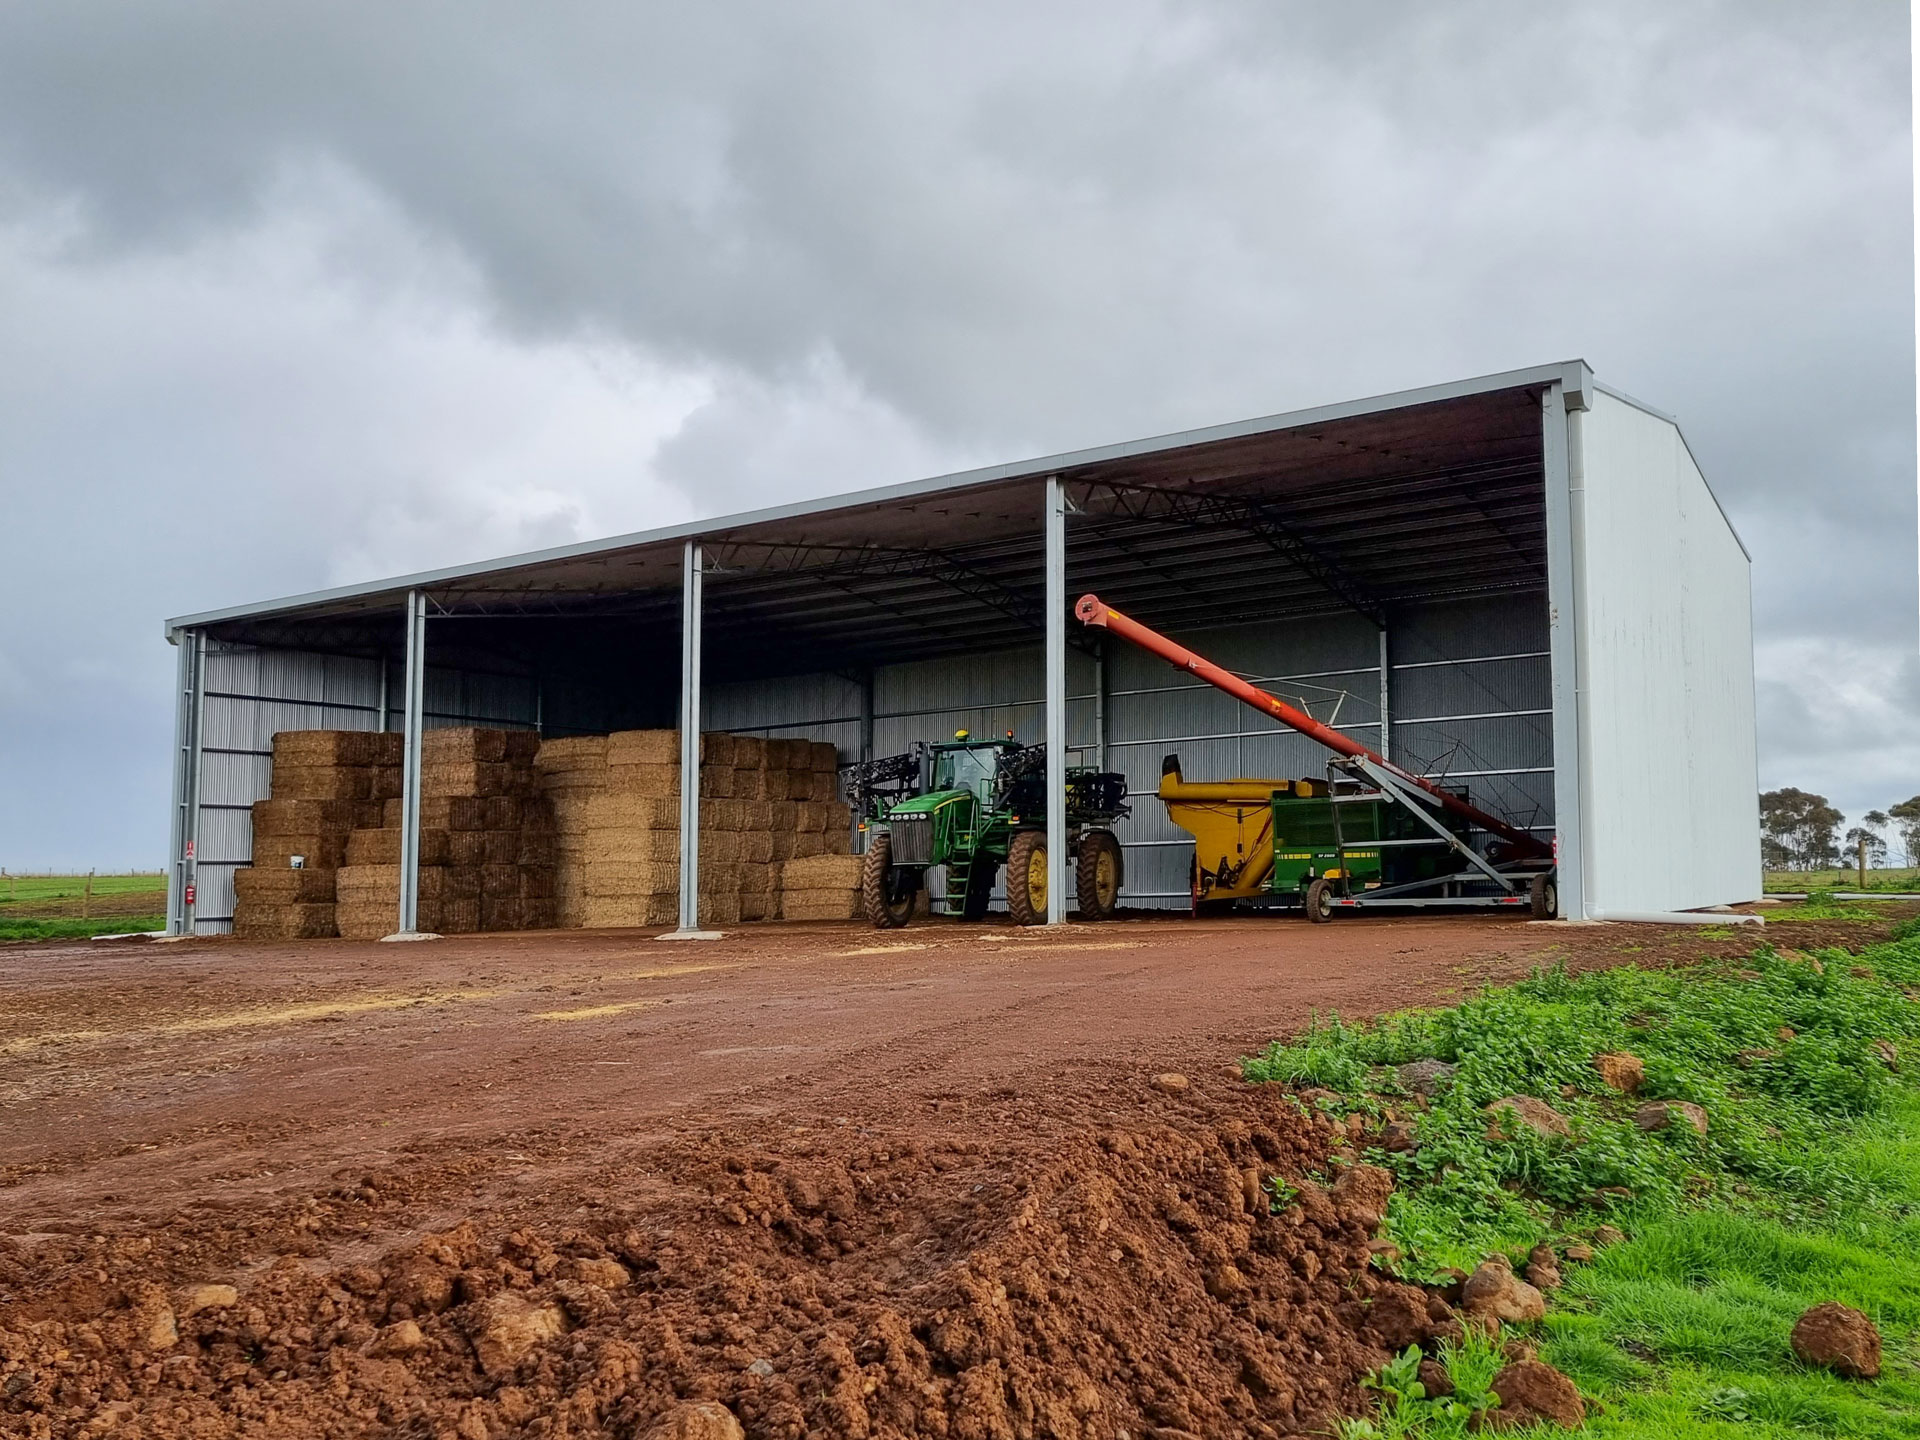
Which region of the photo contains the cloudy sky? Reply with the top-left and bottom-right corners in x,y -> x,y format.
1,1 -> 1914,870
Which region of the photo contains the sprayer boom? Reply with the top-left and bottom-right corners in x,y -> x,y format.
1075,594 -> 1549,860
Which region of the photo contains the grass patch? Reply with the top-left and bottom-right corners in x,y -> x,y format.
1764,869 -> 1920,894
0,872 -> 166,906
0,915 -> 166,941
1245,928 -> 1920,1436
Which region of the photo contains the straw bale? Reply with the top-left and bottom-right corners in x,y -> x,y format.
770,831 -> 797,862
522,897 -> 557,930
437,898 -> 481,934
423,728 -> 507,765
386,796 -> 489,831
519,867 -> 555,899
805,741 -> 841,773
794,802 -> 828,834
271,731 -> 375,768
702,732 -> 737,767
607,729 -> 679,766
698,862 -> 742,896
739,891 -> 771,923
477,830 -> 516,865
577,829 -> 677,863
740,830 -> 774,865
550,795 -> 594,834
701,891 -> 742,927
345,828 -> 451,867
335,865 -> 399,900
422,761 -> 528,798
733,767 -> 768,800
252,834 -> 349,870
780,855 -> 863,890
503,730 -> 540,764
446,831 -> 487,866
365,732 -> 404,766
584,861 -> 679,898
700,830 -> 741,865
698,764 -> 735,799
234,865 -> 338,905
480,863 -> 518,898
606,763 -> 679,798
731,735 -> 767,769
557,894 -> 588,928
779,889 -> 860,922
520,832 -> 557,866
580,894 -> 678,929
479,796 -> 522,830
272,766 -> 373,802
534,735 -> 608,772
763,738 -> 793,769
761,770 -> 794,802
583,793 -> 679,831
540,772 -> 608,799
480,896 -> 525,932
337,902 -> 395,940
524,797 -> 556,832
730,800 -> 768,832
370,766 -> 403,802
737,863 -> 775,897
251,798 -> 361,837
825,826 -> 855,856
231,902 -> 284,940
792,832 -> 827,859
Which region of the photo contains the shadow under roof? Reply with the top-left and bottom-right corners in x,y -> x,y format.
170,362 -> 1586,677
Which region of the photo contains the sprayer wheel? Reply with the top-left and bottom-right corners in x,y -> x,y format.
861,835 -> 917,928
1006,830 -> 1047,926
1076,829 -> 1122,920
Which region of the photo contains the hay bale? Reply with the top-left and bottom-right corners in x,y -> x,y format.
252,833 -> 349,870
481,831 -> 519,865
698,764 -> 736,799
732,735 -> 767,769
233,866 -> 337,905
271,731 -> 375,768
535,735 -> 608,772
519,832 -> 557,866
583,793 -> 678,831
384,796 -> 489,831
739,892 -> 771,923
806,741 -> 841,773
607,729 -> 679,766
482,796 -> 525,831
424,728 -> 508,765
481,863 -> 519,898
780,889 -> 861,922
792,832 -> 827,859
422,761 -> 527,798
271,766 -> 373,802
733,767 -> 768,800
702,732 -> 737,768
522,897 -> 558,930
583,861 -> 679,898
697,862 -> 742,896
437,898 -> 481,934
580,894 -> 678,929
336,902 -> 395,940
447,831 -> 488,866
794,802 -> 828,834
519,867 -> 555,899
738,863 -> 775,897
605,763 -> 679,798
740,830 -> 774,865
780,855 -> 863,890
701,891 -> 742,926
549,795 -> 594,835
251,798 -> 365,836
345,828 -> 451,867
369,766 -> 403,802
761,770 -> 794,802
770,831 -> 797,862
763,738 -> 793,770
576,829 -> 677,863
557,894 -> 589,928
700,830 -> 741,865
481,896 -> 525,931
336,864 -> 400,901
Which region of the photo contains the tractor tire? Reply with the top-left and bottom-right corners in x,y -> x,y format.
1006,830 -> 1048,927
1305,877 -> 1336,923
862,835 -> 917,929
960,861 -> 996,921
1529,873 -> 1558,920
1076,829 -> 1122,920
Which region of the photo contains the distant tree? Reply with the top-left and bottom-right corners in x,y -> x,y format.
1759,788 -> 1845,870
1844,826 -> 1888,868
1890,797 -> 1920,868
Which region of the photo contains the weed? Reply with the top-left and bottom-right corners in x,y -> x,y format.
0,915 -> 166,941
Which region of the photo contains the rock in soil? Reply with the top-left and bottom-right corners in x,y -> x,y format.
1592,1052 -> 1645,1093
1460,1259 -> 1546,1325
1150,1072 -> 1191,1094
1396,1059 -> 1457,1096
467,1292 -> 570,1378
1634,1099 -> 1709,1135
1483,1096 -> 1571,1141
644,1401 -> 746,1439
1485,1358 -> 1585,1428
1790,1302 -> 1882,1379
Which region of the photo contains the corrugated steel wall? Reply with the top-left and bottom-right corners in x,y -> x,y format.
707,594 -> 1552,911
1576,393 -> 1759,911
185,640 -> 538,932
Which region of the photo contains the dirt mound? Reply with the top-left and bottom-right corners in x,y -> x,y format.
0,1079 -> 1462,1438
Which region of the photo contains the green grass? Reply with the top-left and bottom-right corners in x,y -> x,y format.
1244,926 -> 1920,1437
0,872 -> 166,906
1764,869 -> 1920,894
0,915 -> 166,941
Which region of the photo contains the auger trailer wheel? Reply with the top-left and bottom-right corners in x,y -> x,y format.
1305,877 -> 1336,923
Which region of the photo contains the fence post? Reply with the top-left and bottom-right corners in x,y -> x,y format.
84,870 -> 94,920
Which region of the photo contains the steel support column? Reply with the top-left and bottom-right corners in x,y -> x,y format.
397,590 -> 428,934
1044,477 -> 1068,924
1377,627 -> 1391,762
166,630 -> 206,935
677,540 -> 704,932
1542,385 -> 1586,919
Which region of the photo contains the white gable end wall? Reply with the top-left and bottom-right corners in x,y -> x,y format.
1575,391 -> 1760,914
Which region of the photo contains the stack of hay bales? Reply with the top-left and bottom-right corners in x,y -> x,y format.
776,854 -> 865,921
233,731 -> 399,939
534,729 -> 853,928
334,728 -> 555,939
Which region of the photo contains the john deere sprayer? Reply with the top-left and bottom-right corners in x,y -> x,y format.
843,731 -> 1129,927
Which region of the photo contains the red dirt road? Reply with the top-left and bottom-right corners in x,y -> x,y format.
0,910 -> 1855,1228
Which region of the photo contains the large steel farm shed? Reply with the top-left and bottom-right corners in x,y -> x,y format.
164,361 -> 1760,935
